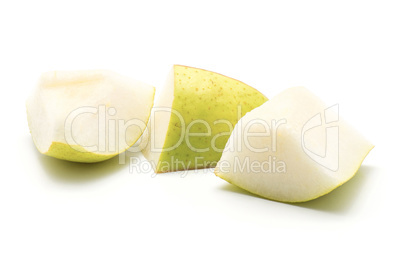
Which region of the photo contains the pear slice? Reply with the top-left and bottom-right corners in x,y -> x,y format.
141,65 -> 268,173
214,87 -> 374,203
26,70 -> 155,163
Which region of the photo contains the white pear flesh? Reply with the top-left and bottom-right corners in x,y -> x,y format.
215,87 -> 374,203
26,70 -> 155,162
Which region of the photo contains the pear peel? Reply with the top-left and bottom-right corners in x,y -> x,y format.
214,87 -> 374,203
26,70 -> 155,163
141,65 -> 268,173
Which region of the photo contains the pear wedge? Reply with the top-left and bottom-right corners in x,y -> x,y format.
26,70 -> 155,163
142,65 -> 268,172
215,87 -> 374,202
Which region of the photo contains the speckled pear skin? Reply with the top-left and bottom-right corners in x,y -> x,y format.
157,65 -> 268,172
45,142 -> 117,163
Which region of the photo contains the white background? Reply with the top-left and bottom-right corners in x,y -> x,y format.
0,0 -> 400,275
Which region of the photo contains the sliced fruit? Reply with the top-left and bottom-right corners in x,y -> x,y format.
215,87 -> 374,202
141,65 -> 268,173
26,70 -> 155,162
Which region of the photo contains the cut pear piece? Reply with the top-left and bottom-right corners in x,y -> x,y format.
26,70 -> 155,163
215,87 -> 374,203
142,65 -> 268,173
